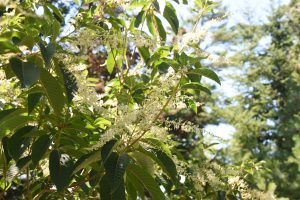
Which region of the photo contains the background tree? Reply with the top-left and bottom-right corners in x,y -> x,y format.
0,0 -> 267,199
213,0 -> 300,198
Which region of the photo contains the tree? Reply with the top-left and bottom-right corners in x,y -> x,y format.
0,0 -> 266,199
214,1 -> 300,198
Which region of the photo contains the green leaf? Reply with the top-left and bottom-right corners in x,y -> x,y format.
40,42 -> 56,66
186,99 -> 197,113
46,4 -> 64,24
28,92 -> 42,114
151,149 -> 178,183
126,174 -> 145,200
182,82 -> 211,94
49,150 -> 74,191
104,152 -> 119,175
0,109 -> 33,136
40,68 -> 66,115
2,136 -> 12,163
132,152 -> 154,177
126,178 -> 138,200
113,154 -> 130,191
99,152 -> 126,200
138,47 -> 150,63
7,126 -> 34,161
188,68 -> 221,85
52,19 -> 61,41
163,2 -> 179,34
0,108 -> 17,121
9,57 -> 40,87
146,15 -> 156,36
23,57 -> 40,87
32,134 -> 51,165
138,147 -> 178,184
9,57 -> 23,85
89,169 -> 100,188
140,137 -> 172,156
16,155 -> 31,169
0,37 -> 20,54
154,15 -> 166,41
134,10 -> 145,28
49,150 -> 60,188
126,163 -> 165,200
99,173 -> 125,200
58,63 -> 78,103
107,51 -> 115,74
72,150 -> 102,175
101,139 -> 118,162
153,1 -> 160,12
75,175 -> 90,195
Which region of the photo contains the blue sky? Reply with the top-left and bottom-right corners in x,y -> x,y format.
223,0 -> 290,24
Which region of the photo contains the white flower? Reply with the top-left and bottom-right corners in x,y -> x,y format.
228,176 -> 240,185
182,29 -> 207,45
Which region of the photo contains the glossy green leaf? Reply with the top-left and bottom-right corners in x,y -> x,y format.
40,68 -> 66,115
146,15 -> 156,36
101,139 -> 118,162
126,178 -> 138,200
40,42 -> 56,66
2,136 -> 11,163
58,63 -> 78,103
188,68 -> 221,85
186,99 -> 198,113
0,37 -> 20,54
113,154 -> 130,191
126,163 -> 165,200
49,150 -> 74,191
107,51 -> 115,74
0,109 -> 33,136
126,174 -> 145,200
72,150 -> 102,175
134,10 -> 145,28
9,57 -> 23,85
46,4 -> 64,23
132,151 -> 154,177
138,47 -> 150,63
7,126 -> 34,161
16,155 -> 31,169
0,109 -> 17,121
182,82 -> 211,94
75,175 -> 90,195
140,137 -> 172,156
138,147 -> 178,184
28,92 -> 42,114
32,134 -> 51,165
151,149 -> 178,183
99,173 -> 125,200
49,150 -> 60,188
22,60 -> 40,87
52,19 -> 61,41
99,152 -> 126,200
9,57 -> 40,87
89,169 -> 100,188
163,2 -> 179,34
154,15 -> 166,41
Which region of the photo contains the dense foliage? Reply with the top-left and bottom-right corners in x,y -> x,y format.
0,0 -> 270,199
